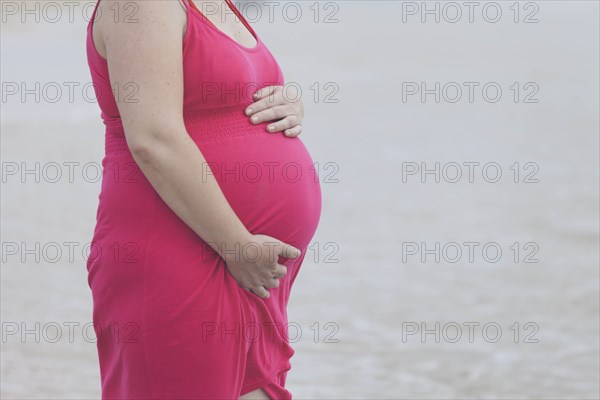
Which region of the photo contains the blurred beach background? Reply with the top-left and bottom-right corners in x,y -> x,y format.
1,0 -> 599,398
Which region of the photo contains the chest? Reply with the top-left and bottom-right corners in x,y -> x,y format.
182,20 -> 284,110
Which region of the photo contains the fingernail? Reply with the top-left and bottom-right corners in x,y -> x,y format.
245,108 -> 253,115
268,125 -> 275,132
251,116 -> 259,123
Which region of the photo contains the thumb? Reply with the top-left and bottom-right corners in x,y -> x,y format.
279,243 -> 301,259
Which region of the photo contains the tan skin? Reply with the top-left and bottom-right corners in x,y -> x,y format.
92,1 -> 304,398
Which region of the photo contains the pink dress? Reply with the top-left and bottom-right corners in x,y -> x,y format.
85,0 -> 322,398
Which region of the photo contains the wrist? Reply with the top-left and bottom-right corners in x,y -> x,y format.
215,229 -> 253,263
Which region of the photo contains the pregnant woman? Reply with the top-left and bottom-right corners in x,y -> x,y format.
85,0 -> 321,398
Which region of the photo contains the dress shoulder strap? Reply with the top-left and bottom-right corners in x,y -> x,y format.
179,0 -> 191,11
89,0 -> 101,23
223,0 -> 258,39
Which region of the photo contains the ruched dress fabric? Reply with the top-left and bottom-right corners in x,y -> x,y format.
85,0 -> 322,398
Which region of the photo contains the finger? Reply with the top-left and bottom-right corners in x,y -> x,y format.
283,124 -> 302,138
273,264 -> 288,279
246,86 -> 286,114
252,85 -> 280,101
245,88 -> 282,116
249,105 -> 289,125
262,277 -> 280,289
265,115 -> 299,134
250,286 -> 270,299
280,244 -> 301,259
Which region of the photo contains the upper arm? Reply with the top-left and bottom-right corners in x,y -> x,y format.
98,0 -> 187,147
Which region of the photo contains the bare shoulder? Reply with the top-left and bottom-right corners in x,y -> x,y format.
93,0 -> 187,54
95,0 -> 189,137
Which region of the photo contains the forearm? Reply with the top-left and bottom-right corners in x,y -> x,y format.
127,127 -> 251,258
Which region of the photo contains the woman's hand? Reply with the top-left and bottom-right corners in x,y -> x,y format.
245,85 -> 304,137
223,234 -> 301,299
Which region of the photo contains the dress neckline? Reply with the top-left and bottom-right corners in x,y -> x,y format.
187,0 -> 261,52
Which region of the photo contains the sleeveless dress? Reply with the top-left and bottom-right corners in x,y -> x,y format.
85,0 -> 322,398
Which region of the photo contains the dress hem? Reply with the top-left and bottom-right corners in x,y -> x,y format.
240,368 -> 292,400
